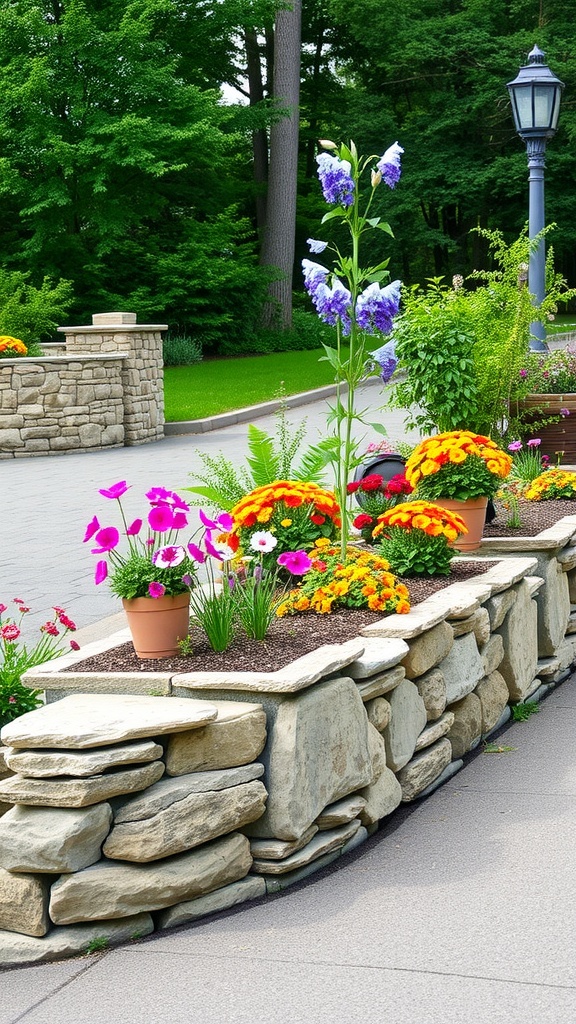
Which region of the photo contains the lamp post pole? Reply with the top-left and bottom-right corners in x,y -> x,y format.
507,46 -> 564,352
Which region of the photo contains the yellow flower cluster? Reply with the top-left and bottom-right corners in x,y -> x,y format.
405,431 -> 512,488
0,335 -> 27,356
372,500 -> 467,543
525,468 -> 576,501
229,480 -> 341,531
276,540 -> 411,617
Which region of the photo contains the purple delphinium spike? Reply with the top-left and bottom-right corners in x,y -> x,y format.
376,142 -> 404,189
316,152 -> 355,207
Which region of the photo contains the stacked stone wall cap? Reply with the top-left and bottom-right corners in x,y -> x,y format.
4,739 -> 163,778
0,693 -> 218,749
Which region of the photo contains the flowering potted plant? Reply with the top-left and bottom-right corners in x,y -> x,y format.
404,431 -> 512,549
515,347 -> 576,463
0,335 -> 27,359
371,501 -> 468,576
84,481 -> 206,658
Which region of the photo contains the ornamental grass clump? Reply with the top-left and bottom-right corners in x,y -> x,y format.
1,599 -> 80,726
507,438 -> 549,487
525,468 -> 576,501
226,480 -> 341,568
276,539 -> 411,617
371,501 -> 467,577
405,431 -> 512,502
349,472 -> 413,542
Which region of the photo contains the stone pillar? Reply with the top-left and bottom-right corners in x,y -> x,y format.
58,312 -> 167,445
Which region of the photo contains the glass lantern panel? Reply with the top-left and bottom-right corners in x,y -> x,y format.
513,85 -> 534,129
533,85 -> 555,129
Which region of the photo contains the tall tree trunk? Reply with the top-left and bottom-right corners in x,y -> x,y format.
244,26 -> 268,234
260,0 -> 302,329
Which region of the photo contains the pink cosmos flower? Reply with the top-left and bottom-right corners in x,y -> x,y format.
199,509 -> 234,532
1,624 -> 20,641
249,531 -> 278,553
91,526 -> 120,554
187,542 -> 206,564
41,622 -> 59,636
148,505 -> 174,532
83,516 -> 101,543
126,518 -> 143,536
95,560 -> 108,585
148,582 -> 166,598
99,481 -> 129,500
507,441 -> 522,452
277,550 -> 313,575
526,438 -> 541,448
153,545 -> 186,569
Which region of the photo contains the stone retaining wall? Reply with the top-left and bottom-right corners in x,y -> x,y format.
0,312 -> 166,459
2,517 -> 576,966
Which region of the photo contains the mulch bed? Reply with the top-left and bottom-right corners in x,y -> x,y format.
71,498 -> 576,677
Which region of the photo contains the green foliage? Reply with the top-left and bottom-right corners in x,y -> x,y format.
85,937 -> 110,955
189,585 -> 236,653
511,701 -> 540,722
389,278 -> 480,434
0,678 -> 42,729
521,348 -> 576,395
375,527 -> 454,577
186,391 -> 334,510
109,556 -> 193,601
416,454 -> 502,501
0,269 -> 73,346
232,563 -> 283,641
162,333 -> 203,368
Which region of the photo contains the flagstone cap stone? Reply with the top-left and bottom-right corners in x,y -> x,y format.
0,693 -> 219,749
3,739 -> 163,778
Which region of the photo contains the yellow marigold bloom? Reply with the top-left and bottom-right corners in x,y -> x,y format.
314,537 -> 331,549
276,602 -> 289,617
445,527 -> 459,542
367,595 -> 384,611
421,459 -> 441,476
412,514 -> 431,530
396,599 -> 411,615
256,507 -> 273,523
361,582 -> 377,596
448,448 -> 467,463
293,595 -> 310,611
424,521 -> 443,536
396,584 -> 410,599
280,518 -> 292,527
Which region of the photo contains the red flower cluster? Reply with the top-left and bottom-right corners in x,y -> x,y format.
347,473 -> 412,498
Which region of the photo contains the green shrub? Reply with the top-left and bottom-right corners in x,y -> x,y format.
163,333 -> 203,367
0,269 -> 74,346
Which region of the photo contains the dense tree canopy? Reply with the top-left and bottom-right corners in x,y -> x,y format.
0,0 -> 575,350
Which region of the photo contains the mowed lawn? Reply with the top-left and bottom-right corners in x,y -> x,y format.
164,349 -> 341,421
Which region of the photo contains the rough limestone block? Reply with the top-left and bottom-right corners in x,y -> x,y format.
402,621 -> 454,679
480,633 -> 504,676
365,697 -> 391,733
475,671 -> 509,735
358,767 -> 402,825
485,587 -> 517,630
0,868 -> 49,936
155,876 -> 266,930
315,795 -> 367,830
414,668 -> 447,722
0,747 -> 12,781
245,676 -> 372,842
383,678 -> 427,772
0,803 -> 112,873
251,820 -> 361,875
0,912 -> 154,966
437,631 -> 485,704
249,826 -> 318,861
532,552 -> 570,656
451,607 -> 490,646
495,580 -> 539,701
367,721 -> 387,777
567,567 -> 576,604
346,637 -> 409,677
355,665 -> 405,701
165,701 -> 267,775
446,693 -> 483,758
396,738 -> 452,802
49,832 -> 252,924
414,711 -> 455,752
0,694 -> 217,749
113,764 -> 265,822
4,740 -> 163,778
0,760 -> 164,808
103,780 -> 267,862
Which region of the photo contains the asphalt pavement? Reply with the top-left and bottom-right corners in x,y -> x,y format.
2,382 -> 576,1023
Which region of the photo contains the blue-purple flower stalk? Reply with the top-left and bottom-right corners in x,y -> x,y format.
303,139 -> 403,558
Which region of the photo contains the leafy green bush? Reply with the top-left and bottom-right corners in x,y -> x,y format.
0,269 -> 74,346
162,333 -> 203,367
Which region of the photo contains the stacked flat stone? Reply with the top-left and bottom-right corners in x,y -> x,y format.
0,694 -> 268,964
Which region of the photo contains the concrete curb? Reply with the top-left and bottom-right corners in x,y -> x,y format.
163,380 -> 380,436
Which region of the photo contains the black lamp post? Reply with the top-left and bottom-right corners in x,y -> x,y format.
507,45 -> 564,351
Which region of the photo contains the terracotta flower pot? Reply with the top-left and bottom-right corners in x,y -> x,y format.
122,592 -> 190,659
429,497 -> 489,552
516,393 -> 576,464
